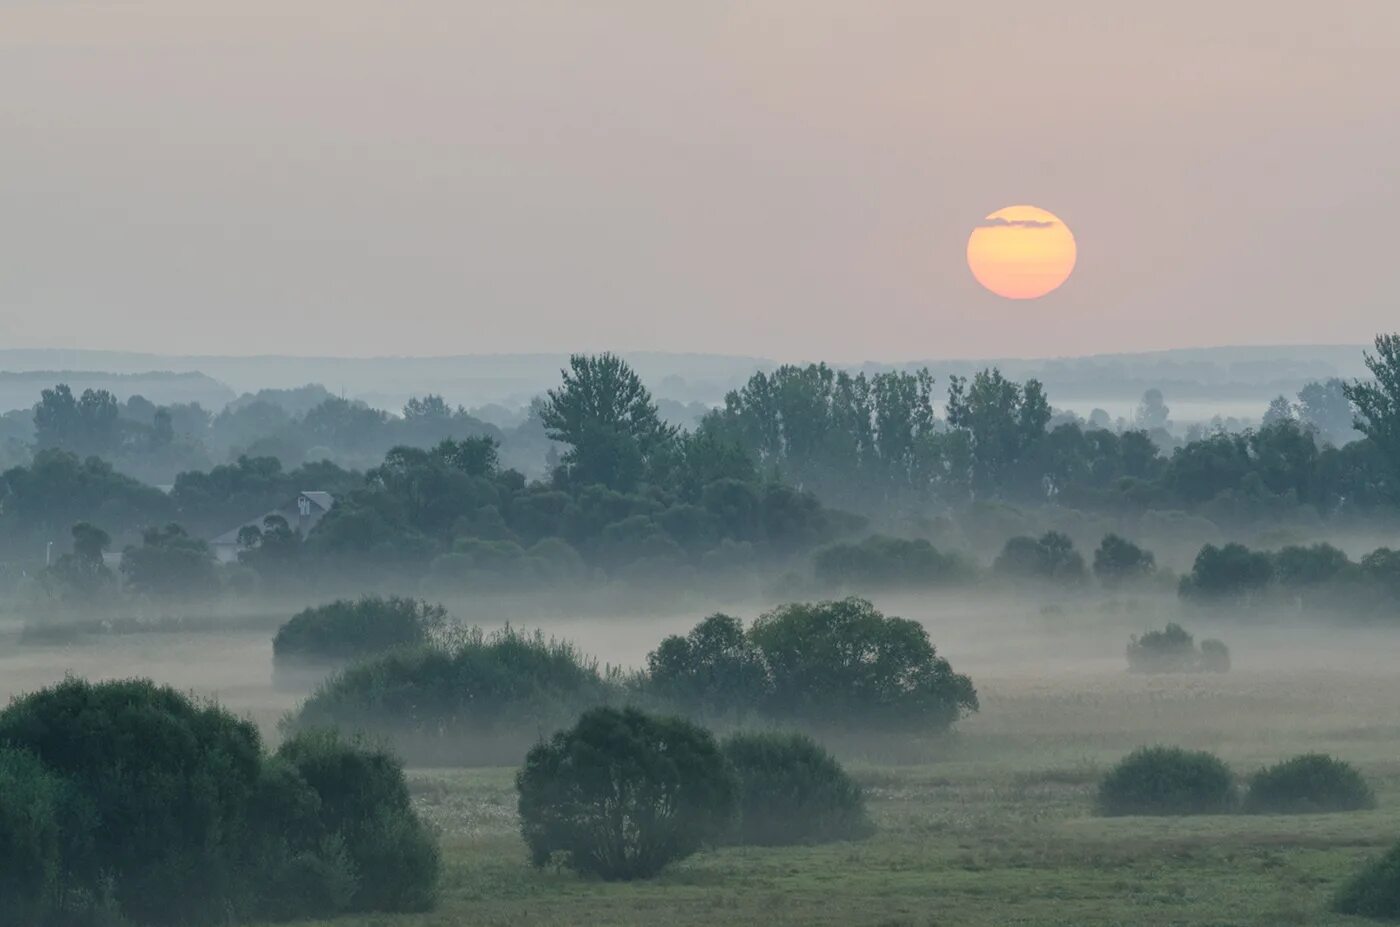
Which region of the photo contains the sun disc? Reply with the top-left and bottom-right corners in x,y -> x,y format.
967,205 -> 1076,299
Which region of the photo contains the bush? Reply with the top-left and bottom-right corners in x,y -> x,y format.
0,678 -> 264,926
1198,638 -> 1231,672
0,678 -> 440,926
721,731 -> 872,846
1335,840 -> 1400,919
994,531 -> 1086,584
1179,542 -> 1274,602
287,627 -> 618,765
516,707 -> 737,880
1092,534 -> 1155,587
1097,746 -> 1236,816
272,596 -> 446,671
270,730 -> 440,912
1243,753 -> 1375,814
645,613 -> 769,721
812,535 -> 973,589
748,597 -> 978,732
0,748 -> 68,924
1126,624 -> 1230,673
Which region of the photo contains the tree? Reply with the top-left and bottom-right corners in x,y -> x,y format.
945,368 -> 1051,496
1262,395 -> 1295,426
1134,388 -> 1171,431
993,531 -> 1087,584
1296,378 -> 1355,446
1092,534 -> 1155,587
515,707 -> 737,880
748,597 -> 978,731
44,522 -> 116,603
645,613 -> 769,721
540,354 -> 677,490
121,523 -> 219,598
1344,332 -> 1400,483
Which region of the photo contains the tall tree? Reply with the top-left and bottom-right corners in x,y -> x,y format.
1344,333 -> 1400,482
539,354 -> 676,490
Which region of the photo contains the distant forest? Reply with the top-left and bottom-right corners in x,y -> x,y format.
0,335 -> 1397,605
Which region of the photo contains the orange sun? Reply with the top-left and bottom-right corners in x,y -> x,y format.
966,205 -> 1077,299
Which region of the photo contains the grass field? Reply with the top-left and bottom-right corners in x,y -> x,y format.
5,597 -> 1399,926
261,663 -> 1400,927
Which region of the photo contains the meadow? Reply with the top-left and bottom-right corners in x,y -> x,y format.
4,593 -> 1398,927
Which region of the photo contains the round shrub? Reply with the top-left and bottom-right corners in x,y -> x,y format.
287,627 -> 617,765
0,678 -> 264,926
1126,623 -> 1198,673
516,707 -> 737,880
0,748 -> 67,924
721,731 -> 873,846
271,730 -> 440,913
1097,746 -> 1236,816
1243,753 -> 1375,814
1335,840 -> 1400,919
748,597 -> 977,732
273,596 -> 446,669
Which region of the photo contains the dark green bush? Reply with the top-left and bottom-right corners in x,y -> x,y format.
721,731 -> 872,846
273,596 -> 446,667
748,597 -> 978,732
270,730 -> 440,912
812,535 -> 973,589
0,747 -> 68,924
1243,753 -> 1375,814
0,678 -> 440,926
0,677 -> 263,926
516,707 -> 737,880
1335,840 -> 1400,919
287,627 -> 617,765
1198,638 -> 1231,673
645,613 -> 769,721
1097,746 -> 1236,816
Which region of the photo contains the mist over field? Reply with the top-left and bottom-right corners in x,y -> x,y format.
5,1 -> 1400,924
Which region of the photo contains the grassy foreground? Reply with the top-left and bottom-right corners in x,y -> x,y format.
257,753 -> 1400,927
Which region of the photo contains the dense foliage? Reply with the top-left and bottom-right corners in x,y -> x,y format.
1092,533 -> 1156,586
272,596 -> 446,668
287,627 -> 617,765
1242,754 -> 1375,815
1334,840 -> 1400,919
0,678 -> 439,925
1097,747 -> 1237,816
721,731 -> 873,846
993,531 -> 1087,584
747,598 -> 978,732
643,613 -> 769,723
516,707 -> 737,880
812,534 -> 973,589
1179,541 -> 1400,616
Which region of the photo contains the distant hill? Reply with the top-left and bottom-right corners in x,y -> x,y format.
0,344 -> 1373,418
0,370 -> 236,414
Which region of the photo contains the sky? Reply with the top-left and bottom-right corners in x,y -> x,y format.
1,1 -> 1397,361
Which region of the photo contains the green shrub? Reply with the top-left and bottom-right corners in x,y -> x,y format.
748,598 -> 977,732
272,730 -> 440,912
0,748 -> 68,924
1335,840 -> 1400,919
1243,753 -> 1375,814
287,627 -> 617,765
516,707 -> 737,880
1097,746 -> 1236,816
812,535 -> 973,589
273,596 -> 446,667
1093,534 -> 1155,587
645,613 -> 769,721
721,731 -> 872,846
993,532 -> 1086,584
0,678 -> 263,926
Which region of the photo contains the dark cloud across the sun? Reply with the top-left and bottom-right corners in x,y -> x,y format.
977,217 -> 1058,229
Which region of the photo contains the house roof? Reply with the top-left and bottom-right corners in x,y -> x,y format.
210,491 -> 336,547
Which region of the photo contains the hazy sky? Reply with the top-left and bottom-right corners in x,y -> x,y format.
2,1 -> 1397,361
